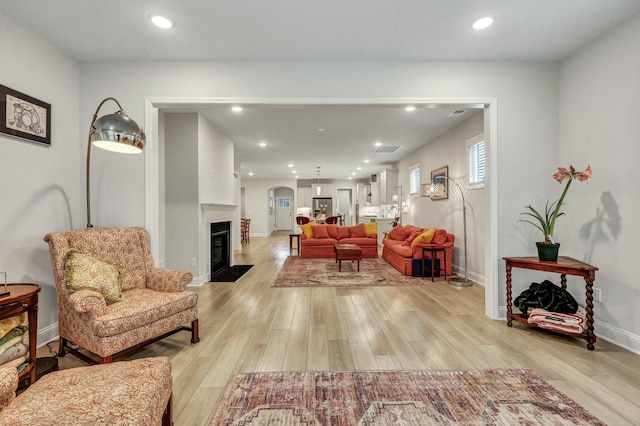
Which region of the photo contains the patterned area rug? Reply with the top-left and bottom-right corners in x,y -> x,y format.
273,256 -> 425,288
210,369 -> 604,425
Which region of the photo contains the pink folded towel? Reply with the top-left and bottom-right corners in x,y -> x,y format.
527,306 -> 587,334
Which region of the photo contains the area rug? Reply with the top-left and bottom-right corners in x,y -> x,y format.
210,369 -> 604,425
273,257 -> 425,288
210,265 -> 253,282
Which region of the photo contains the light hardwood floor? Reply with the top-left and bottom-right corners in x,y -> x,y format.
39,231 -> 640,425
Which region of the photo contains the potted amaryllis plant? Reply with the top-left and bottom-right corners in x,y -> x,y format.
520,165 -> 592,261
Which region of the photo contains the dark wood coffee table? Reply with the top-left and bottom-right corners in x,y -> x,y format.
334,244 -> 362,272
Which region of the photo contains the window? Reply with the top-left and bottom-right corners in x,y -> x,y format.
467,134 -> 485,189
409,164 -> 421,195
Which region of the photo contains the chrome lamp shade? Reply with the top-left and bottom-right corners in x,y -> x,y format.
86,97 -> 145,227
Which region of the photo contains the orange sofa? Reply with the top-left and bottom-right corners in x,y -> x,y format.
381,224 -> 454,276
300,222 -> 378,258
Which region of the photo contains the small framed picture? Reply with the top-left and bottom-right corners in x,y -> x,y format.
0,84 -> 51,146
430,166 -> 449,200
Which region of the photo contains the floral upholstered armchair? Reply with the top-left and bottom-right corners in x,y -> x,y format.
44,227 -> 199,364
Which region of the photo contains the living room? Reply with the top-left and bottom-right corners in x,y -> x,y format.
1,2 -> 639,424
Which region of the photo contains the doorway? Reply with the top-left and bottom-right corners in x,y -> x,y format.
336,189 -> 353,225
145,97 -> 497,320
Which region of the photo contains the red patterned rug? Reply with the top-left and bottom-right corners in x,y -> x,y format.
210,369 -> 604,425
273,257 -> 426,288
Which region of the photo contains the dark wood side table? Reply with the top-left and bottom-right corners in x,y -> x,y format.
504,256 -> 598,350
0,283 -> 41,385
421,246 -> 447,282
289,233 -> 301,255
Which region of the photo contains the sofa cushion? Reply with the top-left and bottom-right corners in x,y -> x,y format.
63,249 -> 123,305
405,230 -> 422,245
340,237 -> 378,246
386,225 -> 407,241
404,225 -> 423,236
432,229 -> 448,245
337,226 -> 351,240
363,222 -> 378,236
302,237 -> 338,247
326,225 -> 339,239
411,227 -> 436,247
350,223 -> 367,238
311,225 -> 330,239
385,239 -> 413,257
299,221 -> 317,238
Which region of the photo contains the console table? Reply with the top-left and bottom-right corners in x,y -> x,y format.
504,256 -> 598,350
0,283 -> 41,385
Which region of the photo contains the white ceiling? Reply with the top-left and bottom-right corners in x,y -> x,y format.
3,1 -> 639,179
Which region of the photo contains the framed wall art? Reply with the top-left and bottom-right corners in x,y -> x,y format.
0,84 -> 51,146
430,165 -> 449,200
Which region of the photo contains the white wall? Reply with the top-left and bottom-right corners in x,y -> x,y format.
164,113 -> 199,273
558,13 -> 640,351
198,116 -> 235,205
0,15 -> 80,345
399,111 -> 486,283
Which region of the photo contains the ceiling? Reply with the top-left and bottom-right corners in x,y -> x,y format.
2,1 -> 639,180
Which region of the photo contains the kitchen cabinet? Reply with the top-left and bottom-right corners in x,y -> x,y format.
297,186 -> 312,207
379,168 -> 399,205
356,183 -> 368,207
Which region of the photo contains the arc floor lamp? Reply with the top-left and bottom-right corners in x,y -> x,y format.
86,97 -> 145,227
421,177 -> 472,287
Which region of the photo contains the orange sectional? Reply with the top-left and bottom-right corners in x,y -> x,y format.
381,224 -> 454,276
299,222 -> 379,258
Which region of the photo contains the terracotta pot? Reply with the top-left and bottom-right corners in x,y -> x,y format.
536,242 -> 560,261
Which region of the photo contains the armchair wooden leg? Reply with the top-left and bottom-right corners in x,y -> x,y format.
163,393 -> 173,426
57,338 -> 67,357
191,319 -> 200,343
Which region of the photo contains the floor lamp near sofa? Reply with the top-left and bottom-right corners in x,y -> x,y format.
421,177 -> 472,287
86,98 -> 145,227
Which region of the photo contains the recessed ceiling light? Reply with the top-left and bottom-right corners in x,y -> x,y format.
150,15 -> 173,29
231,106 -> 243,113
405,106 -> 416,112
292,170 -> 296,174
317,128 -> 325,132
296,175 -> 299,179
471,16 -> 493,30
374,142 -> 382,146
364,159 -> 370,163
259,142 -> 266,147
348,177 -> 353,180
288,164 -> 293,167
357,166 -> 362,170
351,172 -> 356,176
248,172 -> 254,176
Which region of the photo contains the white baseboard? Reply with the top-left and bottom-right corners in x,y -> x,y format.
37,323 -> 59,348
188,273 -> 208,287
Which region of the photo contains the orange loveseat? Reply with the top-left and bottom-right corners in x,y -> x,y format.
381,224 -> 454,276
299,222 -> 379,258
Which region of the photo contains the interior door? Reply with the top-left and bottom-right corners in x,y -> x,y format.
275,197 -> 293,230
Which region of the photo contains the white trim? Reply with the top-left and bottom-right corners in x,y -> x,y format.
144,96 -> 499,319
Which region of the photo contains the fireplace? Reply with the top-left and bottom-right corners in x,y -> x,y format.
211,221 -> 231,276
